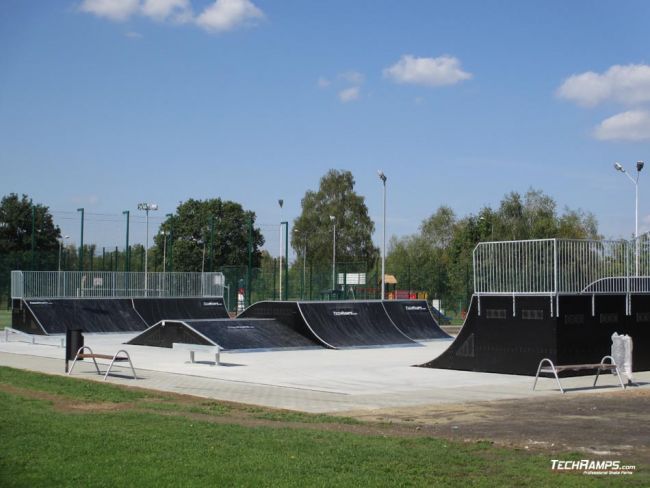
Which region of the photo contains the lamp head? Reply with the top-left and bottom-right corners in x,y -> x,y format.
329,215 -> 335,222
377,170 -> 387,183
614,162 -> 624,172
637,161 -> 645,172
278,199 -> 284,208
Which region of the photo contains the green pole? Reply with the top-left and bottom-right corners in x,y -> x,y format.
102,247 -> 106,271
115,246 -> 118,272
30,204 -> 35,270
140,246 -> 145,272
246,217 -> 253,307
122,211 -> 130,272
77,208 -> 84,271
166,213 -> 173,272
209,215 -> 215,273
282,221 -> 288,300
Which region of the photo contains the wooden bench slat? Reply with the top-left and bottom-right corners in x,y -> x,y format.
77,353 -> 129,361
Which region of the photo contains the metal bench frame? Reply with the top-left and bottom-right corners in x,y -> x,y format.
532,355 -> 625,394
68,346 -> 137,380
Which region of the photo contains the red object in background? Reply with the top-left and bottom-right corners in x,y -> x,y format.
461,310 -> 467,320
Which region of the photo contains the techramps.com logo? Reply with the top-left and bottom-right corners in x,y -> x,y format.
332,311 -> 358,317
404,306 -> 426,311
551,459 -> 636,476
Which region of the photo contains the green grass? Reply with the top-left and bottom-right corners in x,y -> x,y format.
0,309 -> 10,330
0,367 -> 647,487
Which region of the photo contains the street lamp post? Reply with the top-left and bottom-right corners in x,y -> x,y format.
378,171 -> 387,300
614,161 -> 644,275
278,199 -> 284,300
137,202 -> 158,295
160,231 -> 168,273
57,235 -> 70,297
77,208 -> 84,271
330,215 -> 336,293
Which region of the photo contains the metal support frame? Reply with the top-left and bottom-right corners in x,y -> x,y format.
68,346 -> 137,381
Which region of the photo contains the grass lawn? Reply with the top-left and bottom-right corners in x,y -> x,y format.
0,367 -> 646,487
0,309 -> 10,330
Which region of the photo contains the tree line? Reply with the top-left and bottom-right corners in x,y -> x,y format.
1,176 -> 600,311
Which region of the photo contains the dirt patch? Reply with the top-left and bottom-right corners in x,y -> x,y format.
343,388 -> 650,465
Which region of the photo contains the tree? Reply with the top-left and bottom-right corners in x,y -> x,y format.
156,198 -> 264,272
292,170 -> 378,269
0,193 -> 61,254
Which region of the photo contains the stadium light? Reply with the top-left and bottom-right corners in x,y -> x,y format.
137,202 -> 158,295
378,170 -> 387,300
614,161 -> 644,274
330,215 -> 336,292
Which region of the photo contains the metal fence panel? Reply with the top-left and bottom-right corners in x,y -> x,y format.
474,238 -> 650,295
11,271 -> 224,299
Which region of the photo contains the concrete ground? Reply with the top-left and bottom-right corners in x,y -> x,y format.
2,328 -> 646,414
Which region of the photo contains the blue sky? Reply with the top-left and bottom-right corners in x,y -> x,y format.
2,0 -> 650,254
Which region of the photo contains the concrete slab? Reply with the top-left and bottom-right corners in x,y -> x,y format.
1,330 -> 647,413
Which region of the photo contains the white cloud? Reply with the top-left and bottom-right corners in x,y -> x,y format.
594,110 -> 650,141
383,54 -> 472,87
558,64 -> 650,107
196,0 -> 264,32
125,31 -> 143,38
141,0 -> 192,22
80,0 -> 140,21
338,86 -> 360,103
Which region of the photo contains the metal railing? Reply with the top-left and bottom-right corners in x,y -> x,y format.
473,237 -> 650,296
11,271 -> 225,299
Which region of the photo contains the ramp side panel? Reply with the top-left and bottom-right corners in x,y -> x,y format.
297,301 -> 417,348
132,298 -> 229,325
189,319 -> 321,350
237,301 -> 322,345
420,295 -> 558,376
127,320 -> 215,348
17,299 -> 148,335
382,300 -> 451,340
12,300 -> 48,335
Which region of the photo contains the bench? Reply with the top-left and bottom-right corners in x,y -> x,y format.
532,356 -> 625,394
172,343 -> 222,366
68,346 -> 137,380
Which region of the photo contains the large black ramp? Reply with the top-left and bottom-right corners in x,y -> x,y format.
297,301 -> 418,348
132,297 -> 229,325
420,295 -> 558,376
420,293 -> 650,376
237,301 -> 317,343
13,299 -> 148,335
128,318 -> 320,350
382,300 -> 451,340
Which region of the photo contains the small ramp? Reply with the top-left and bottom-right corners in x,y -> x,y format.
381,300 -> 451,340
127,318 -> 321,350
13,299 -> 148,335
132,297 -> 229,325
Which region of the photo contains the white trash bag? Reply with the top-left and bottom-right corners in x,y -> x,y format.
611,332 -> 633,383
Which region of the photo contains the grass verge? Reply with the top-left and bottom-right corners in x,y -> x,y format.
0,309 -> 10,330
0,366 -> 646,487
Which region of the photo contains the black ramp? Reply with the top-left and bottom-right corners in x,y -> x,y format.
419,295 -> 558,376
237,301 -> 318,343
190,319 -> 320,350
128,318 -> 320,350
297,301 -> 417,348
16,299 -> 148,335
382,300 -> 451,340
132,298 -> 229,325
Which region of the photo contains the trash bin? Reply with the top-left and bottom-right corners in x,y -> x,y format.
611,332 -> 633,383
66,328 -> 84,362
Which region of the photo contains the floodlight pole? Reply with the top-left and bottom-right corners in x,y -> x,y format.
123,211 -> 130,272
77,208 -> 84,271
330,216 -> 336,292
614,161 -> 644,275
278,199 -> 284,301
378,171 -> 387,300
138,203 -> 158,296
